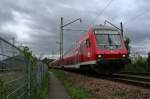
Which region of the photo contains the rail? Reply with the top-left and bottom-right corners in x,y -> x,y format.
110,73 -> 150,88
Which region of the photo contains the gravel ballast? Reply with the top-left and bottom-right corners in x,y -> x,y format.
65,71 -> 150,99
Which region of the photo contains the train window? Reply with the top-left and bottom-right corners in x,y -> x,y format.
80,43 -> 83,53
86,39 -> 90,48
75,49 -> 78,54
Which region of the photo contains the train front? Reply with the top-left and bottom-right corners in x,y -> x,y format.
93,25 -> 130,73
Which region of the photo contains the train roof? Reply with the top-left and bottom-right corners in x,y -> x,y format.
92,25 -> 119,31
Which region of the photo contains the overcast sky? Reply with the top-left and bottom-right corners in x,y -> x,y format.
0,0 -> 150,58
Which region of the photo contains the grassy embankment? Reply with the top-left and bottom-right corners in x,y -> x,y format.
51,69 -> 91,99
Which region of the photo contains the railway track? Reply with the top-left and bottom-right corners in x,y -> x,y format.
119,71 -> 150,76
111,73 -> 150,88
63,69 -> 150,88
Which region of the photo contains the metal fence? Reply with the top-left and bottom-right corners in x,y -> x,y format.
0,37 -> 48,99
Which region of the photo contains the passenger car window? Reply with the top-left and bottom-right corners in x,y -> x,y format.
86,39 -> 90,48
80,43 -> 83,53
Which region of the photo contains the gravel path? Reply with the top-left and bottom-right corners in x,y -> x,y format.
48,72 -> 70,99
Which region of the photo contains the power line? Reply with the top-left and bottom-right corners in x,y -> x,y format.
63,28 -> 87,32
98,0 -> 114,17
94,0 -> 114,23
123,9 -> 150,34
125,9 -> 150,24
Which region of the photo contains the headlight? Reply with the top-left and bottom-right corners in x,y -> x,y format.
98,54 -> 102,58
122,54 -> 126,58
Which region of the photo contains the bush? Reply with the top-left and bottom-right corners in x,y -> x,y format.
124,55 -> 150,72
147,52 -> 150,65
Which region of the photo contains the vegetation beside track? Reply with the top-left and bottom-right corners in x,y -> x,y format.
124,52 -> 150,72
51,69 -> 91,99
124,37 -> 150,73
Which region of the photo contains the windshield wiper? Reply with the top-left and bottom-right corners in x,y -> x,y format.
108,35 -> 112,46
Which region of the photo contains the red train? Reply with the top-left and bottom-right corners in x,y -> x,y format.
50,24 -> 130,73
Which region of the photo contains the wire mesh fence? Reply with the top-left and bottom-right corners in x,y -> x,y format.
0,37 -> 48,99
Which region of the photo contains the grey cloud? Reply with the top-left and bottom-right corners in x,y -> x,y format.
0,0 -> 150,57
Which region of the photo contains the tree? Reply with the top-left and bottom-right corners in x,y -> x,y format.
125,37 -> 131,55
22,46 -> 37,66
42,57 -> 49,65
147,52 -> 150,65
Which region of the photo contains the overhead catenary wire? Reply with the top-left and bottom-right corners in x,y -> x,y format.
93,0 -> 114,24
63,28 -> 87,32
124,9 -> 150,35
125,9 -> 150,24
98,0 -> 114,17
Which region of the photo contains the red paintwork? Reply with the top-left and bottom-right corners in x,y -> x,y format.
49,26 -> 129,68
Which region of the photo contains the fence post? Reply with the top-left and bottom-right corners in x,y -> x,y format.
0,80 -> 2,99
0,80 -> 4,99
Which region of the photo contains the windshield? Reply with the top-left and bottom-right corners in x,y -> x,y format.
96,34 -> 122,50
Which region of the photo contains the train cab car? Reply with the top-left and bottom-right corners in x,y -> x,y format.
91,25 -> 130,73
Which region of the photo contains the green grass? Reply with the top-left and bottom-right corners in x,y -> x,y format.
51,69 -> 91,99
112,91 -> 126,99
69,87 -> 91,99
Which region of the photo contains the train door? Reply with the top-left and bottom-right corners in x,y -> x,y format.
80,43 -> 83,62
82,39 -> 87,62
86,38 -> 92,61
75,48 -> 78,64
70,50 -> 73,64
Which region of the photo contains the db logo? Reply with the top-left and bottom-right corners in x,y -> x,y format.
110,50 -> 114,53
87,52 -> 91,57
